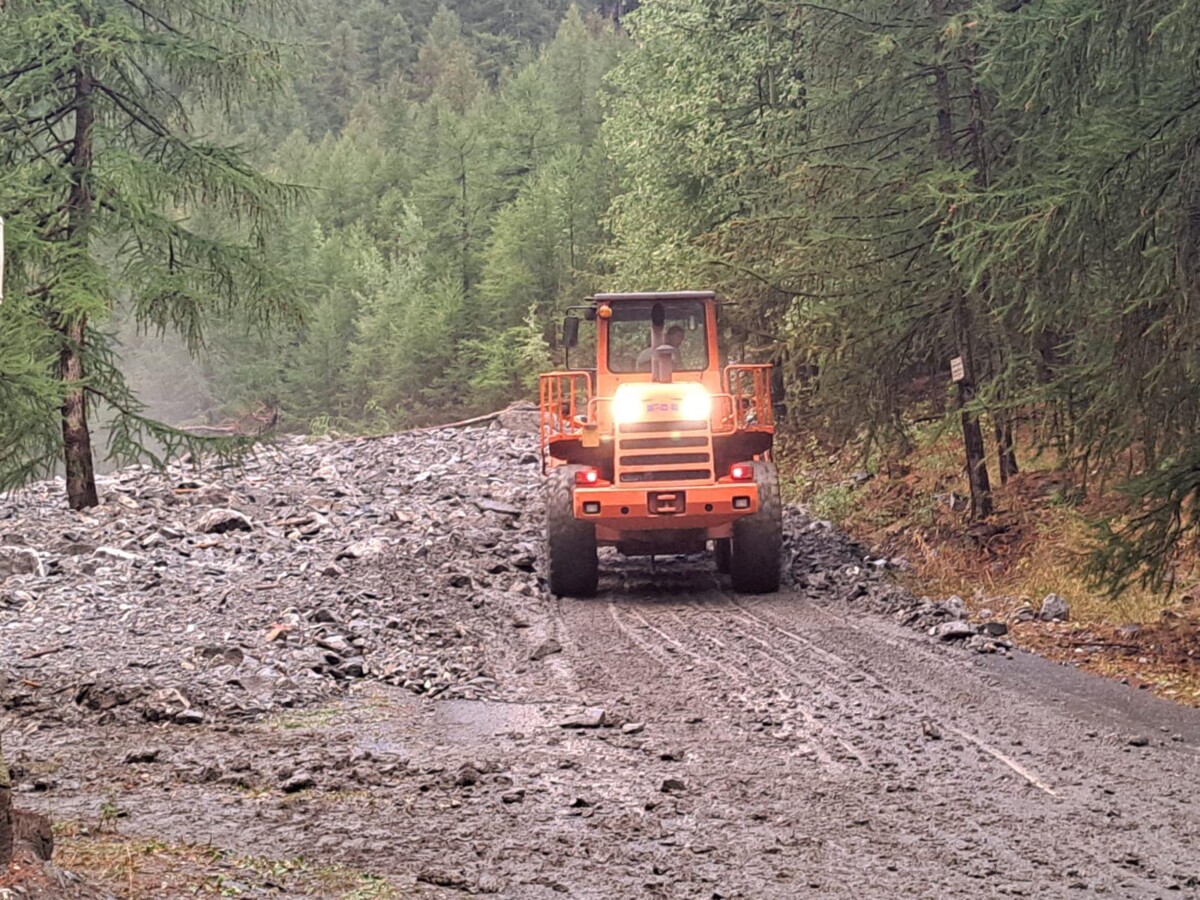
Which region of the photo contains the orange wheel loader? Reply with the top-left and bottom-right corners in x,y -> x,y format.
539,291 -> 782,597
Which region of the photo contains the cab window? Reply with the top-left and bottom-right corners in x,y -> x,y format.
607,300 -> 708,374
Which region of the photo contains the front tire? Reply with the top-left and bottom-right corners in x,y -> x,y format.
729,461 -> 783,593
545,466 -> 599,597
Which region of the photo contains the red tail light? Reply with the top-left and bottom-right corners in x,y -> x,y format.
729,463 -> 754,482
575,468 -> 600,485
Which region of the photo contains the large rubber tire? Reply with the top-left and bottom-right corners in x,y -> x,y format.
713,538 -> 731,574
729,461 -> 783,594
545,466 -> 599,597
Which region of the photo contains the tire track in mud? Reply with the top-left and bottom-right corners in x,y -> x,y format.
563,590 -> 1016,895
556,576 -> 1200,898
615,601 -> 850,771
722,597 -> 1061,791
706,593 -> 1200,895
641,594 -> 1088,887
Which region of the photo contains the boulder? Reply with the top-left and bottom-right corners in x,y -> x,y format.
1039,593 -> 1070,622
197,508 -> 253,534
0,546 -> 43,580
496,401 -> 540,434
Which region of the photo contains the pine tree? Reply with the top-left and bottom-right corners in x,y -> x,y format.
0,0 -> 297,508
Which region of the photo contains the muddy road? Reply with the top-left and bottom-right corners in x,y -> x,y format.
4,419 -> 1200,898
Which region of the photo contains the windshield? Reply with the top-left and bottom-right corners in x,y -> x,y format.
606,300 -> 709,374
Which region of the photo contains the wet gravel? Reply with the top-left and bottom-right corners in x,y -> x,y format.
3,413 -> 1200,898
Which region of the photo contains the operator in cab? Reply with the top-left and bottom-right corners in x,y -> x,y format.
636,324 -> 686,371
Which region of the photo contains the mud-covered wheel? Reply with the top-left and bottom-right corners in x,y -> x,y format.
729,461 -> 783,594
545,465 -> 599,597
713,538 -> 731,574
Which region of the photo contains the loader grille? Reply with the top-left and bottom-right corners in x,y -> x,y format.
616,420 -> 714,485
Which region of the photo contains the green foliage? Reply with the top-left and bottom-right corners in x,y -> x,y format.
0,0 -> 298,502
0,265 -> 61,490
208,3 -> 625,427
810,484 -> 855,525
602,0 -> 1200,590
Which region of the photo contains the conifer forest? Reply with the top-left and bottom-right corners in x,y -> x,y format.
5,4 -> 1200,897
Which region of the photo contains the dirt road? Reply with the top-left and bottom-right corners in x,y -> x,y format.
4,424 -> 1200,897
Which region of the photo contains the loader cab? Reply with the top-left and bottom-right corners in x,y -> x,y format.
562,292 -> 724,428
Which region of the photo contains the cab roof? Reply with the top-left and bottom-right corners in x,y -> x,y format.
589,291 -> 716,303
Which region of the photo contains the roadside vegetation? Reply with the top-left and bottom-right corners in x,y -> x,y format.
783,421 -> 1200,705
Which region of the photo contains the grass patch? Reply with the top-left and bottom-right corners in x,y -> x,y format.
270,706 -> 341,731
52,830 -> 407,899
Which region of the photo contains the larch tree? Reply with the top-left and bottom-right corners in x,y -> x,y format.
0,0 -> 296,508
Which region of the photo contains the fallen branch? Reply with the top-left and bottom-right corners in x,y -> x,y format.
332,409 -> 511,444
407,410 -> 505,433
20,645 -> 67,661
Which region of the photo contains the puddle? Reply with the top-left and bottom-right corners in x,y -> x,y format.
434,700 -> 547,738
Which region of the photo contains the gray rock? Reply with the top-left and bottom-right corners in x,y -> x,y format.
417,868 -> 469,888
94,547 -> 142,566
0,547 -> 43,579
281,771 -> 315,793
496,401 -> 540,433
981,621 -> 1009,637
336,538 -> 385,561
943,595 -> 969,620
473,498 -> 522,517
123,748 -> 162,764
1039,593 -> 1070,622
967,634 -> 998,654
455,764 -> 481,787
559,708 -> 606,729
660,777 -> 686,793
530,638 -> 563,661
931,621 -> 976,641
197,508 -> 253,534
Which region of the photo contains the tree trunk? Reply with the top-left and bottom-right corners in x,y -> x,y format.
994,416 -> 1019,484
930,0 -> 993,519
61,61 -> 99,510
1,734 -> 12,867
957,376 -> 994,518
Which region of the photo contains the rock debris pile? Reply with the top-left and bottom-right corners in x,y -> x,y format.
0,421 -> 545,725
782,510 -> 1014,654
1,416 -> 1007,730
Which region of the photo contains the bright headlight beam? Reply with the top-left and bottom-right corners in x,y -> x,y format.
679,388 -> 712,421
612,391 -> 644,425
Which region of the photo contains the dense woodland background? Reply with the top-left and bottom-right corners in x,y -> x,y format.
2,0 -> 1200,589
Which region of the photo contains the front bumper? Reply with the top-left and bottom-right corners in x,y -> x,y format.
573,482 -> 759,534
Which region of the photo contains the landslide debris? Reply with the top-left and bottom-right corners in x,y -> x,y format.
1,416 -> 1006,733
0,423 -> 545,726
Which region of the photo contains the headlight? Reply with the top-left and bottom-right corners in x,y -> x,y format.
612,390 -> 644,425
679,388 -> 712,421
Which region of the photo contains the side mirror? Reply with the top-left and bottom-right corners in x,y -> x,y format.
563,315 -> 580,349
